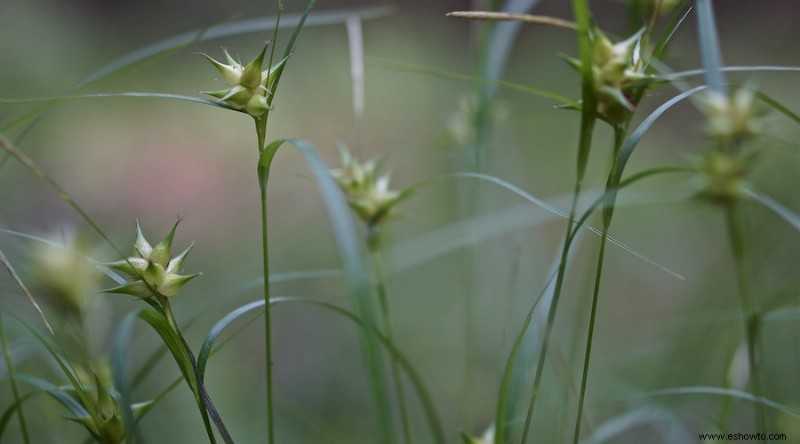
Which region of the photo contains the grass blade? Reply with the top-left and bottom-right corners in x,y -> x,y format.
613,86 -> 708,186
74,4 -> 392,92
694,0 -> 726,94
276,297 -> 445,444
0,92 -> 230,109
267,0 -> 319,110
0,392 -> 35,442
450,172 -> 683,279
0,315 -> 30,444
367,57 -> 577,106
660,66 -> 800,82
633,386 -> 800,418
572,0 -> 598,182
0,4 -> 394,136
112,310 -> 145,444
260,137 -> 391,441
744,188 -> 800,232
13,321 -> 103,431
0,136 -> 130,263
197,300 -> 264,381
0,248 -> 54,335
649,1 -> 692,65
196,296 -> 446,444
15,375 -> 89,418
495,270 -> 556,443
749,89 -> 800,124
136,308 -> 225,443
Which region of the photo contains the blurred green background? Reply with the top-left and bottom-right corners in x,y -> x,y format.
1,0 -> 798,442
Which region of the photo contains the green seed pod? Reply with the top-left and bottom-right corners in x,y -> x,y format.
102,220 -> 198,299
330,145 -> 412,228
203,52 -> 242,86
203,43 -> 293,117
240,43 -> 269,89
695,149 -> 759,204
246,93 -> 270,117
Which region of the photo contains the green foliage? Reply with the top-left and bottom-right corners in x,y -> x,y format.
0,1 -> 797,443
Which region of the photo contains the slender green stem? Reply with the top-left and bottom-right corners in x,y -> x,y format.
572,125 -> 626,443
160,296 -> 218,444
572,225 -> 609,443
255,116 -> 276,444
260,180 -> 276,444
0,315 -> 31,444
369,244 -> 411,444
519,179 -> 582,444
725,202 -> 767,440
520,1 -> 595,439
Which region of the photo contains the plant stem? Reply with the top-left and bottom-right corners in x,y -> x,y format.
572,125 -> 625,443
255,116 -> 276,444
369,244 -> 412,444
725,202 -> 767,439
572,224 -> 609,442
159,296 -> 219,443
519,179 -> 582,444
520,0 -> 595,434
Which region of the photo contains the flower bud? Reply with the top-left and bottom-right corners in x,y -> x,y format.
202,43 -> 290,118
568,29 -> 653,123
330,145 -> 412,227
103,220 -> 198,299
246,94 -> 270,117
694,149 -> 758,204
28,230 -> 101,318
699,88 -> 765,141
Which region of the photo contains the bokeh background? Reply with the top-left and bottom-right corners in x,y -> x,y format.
1,0 -> 798,442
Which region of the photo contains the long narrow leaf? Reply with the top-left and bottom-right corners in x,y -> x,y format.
744,188 -> 800,232
0,392 -> 35,442
367,57 -> 577,106
73,4 -> 392,91
268,0 -> 320,108
633,386 -> 800,418
199,297 -> 445,444
197,300 -> 264,381
694,0 -> 726,94
661,66 -> 800,81
0,248 -> 54,335
136,309 -> 217,443
450,172 -> 684,279
0,92 -> 230,108
112,310 -> 144,444
0,315 -> 30,443
613,86 -> 708,185
13,321 -> 103,430
16,375 -> 88,418
572,0 -> 598,181
749,89 -> 800,124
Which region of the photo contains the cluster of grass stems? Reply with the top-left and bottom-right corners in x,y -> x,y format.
0,0 -> 798,443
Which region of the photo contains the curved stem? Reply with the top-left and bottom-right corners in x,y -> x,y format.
725,202 -> 767,440
370,245 -> 411,444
